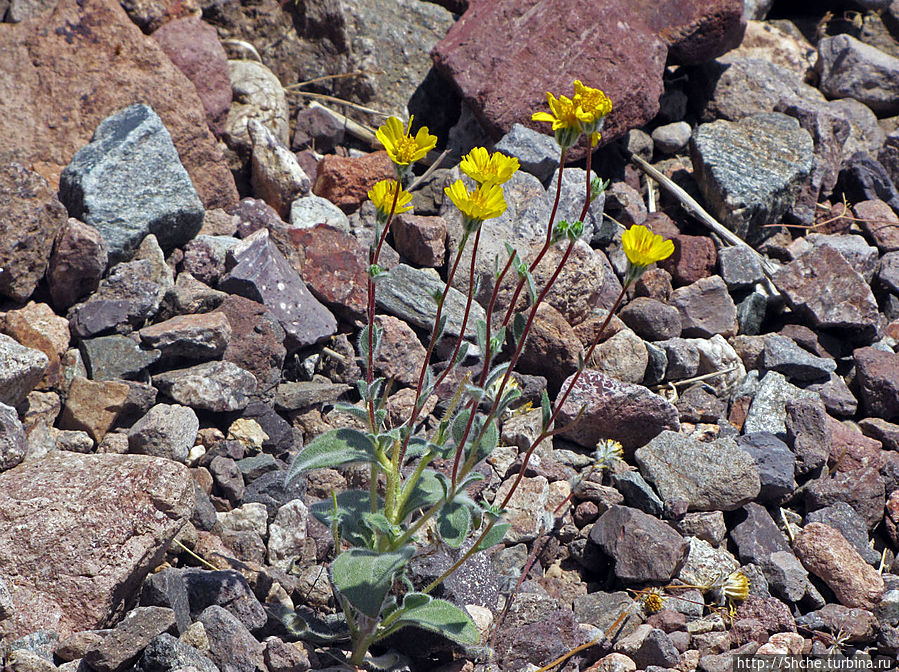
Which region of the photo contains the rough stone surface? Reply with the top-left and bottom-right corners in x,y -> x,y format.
79,335 -> 161,382
0,334 -> 49,409
0,402 -> 27,473
691,113 -> 813,245
47,218 -> 109,311
198,605 -> 264,672
248,118 -> 311,220
762,334 -> 836,383
138,313 -> 231,361
670,275 -> 738,338
736,432 -> 796,504
817,34 -> 899,115
636,431 -> 761,513
312,151 -> 394,214
618,297 -> 682,341
784,397 -> 832,475
0,453 -> 194,639
213,295 -> 286,395
391,213 -> 446,268
219,229 -> 336,351
83,606 -> 177,672
288,194 -> 349,232
807,502 -> 881,567
224,59 -> 289,156
557,369 -> 680,453
127,404 -> 199,463
0,164 -> 68,302
153,361 -> 256,413
587,328 -> 649,385
744,371 -> 817,438
59,104 -> 204,265
793,522 -> 884,610
590,505 -> 687,582
59,377 -> 131,443
855,347 -> 899,420
134,633 -> 219,672
0,303 -> 67,392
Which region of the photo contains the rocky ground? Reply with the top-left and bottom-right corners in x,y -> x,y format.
4,0 -> 899,670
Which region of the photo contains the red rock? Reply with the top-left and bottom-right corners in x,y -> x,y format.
47,218 -> 109,311
658,234 -> 717,286
372,315 -> 427,389
212,295 -> 286,394
151,17 -> 232,137
670,275 -> 738,338
854,199 -> 899,253
731,597 -> 796,646
391,213 -> 446,267
0,0 -> 237,209
515,303 -> 584,394
312,151 -> 394,213
805,466 -> 885,530
638,0 -> 745,65
826,416 -> 883,473
793,523 -> 884,610
855,347 -> 899,421
288,224 -> 369,323
0,164 -> 68,303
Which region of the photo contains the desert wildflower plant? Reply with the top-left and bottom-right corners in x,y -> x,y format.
283,83 -> 677,669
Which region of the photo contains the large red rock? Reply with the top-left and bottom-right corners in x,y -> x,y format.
0,0 -> 237,209
432,0 -> 743,152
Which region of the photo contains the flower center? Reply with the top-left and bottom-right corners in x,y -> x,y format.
394,135 -> 419,163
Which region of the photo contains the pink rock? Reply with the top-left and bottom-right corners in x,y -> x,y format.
391,213 -> 446,267
0,0 -> 237,209
312,151 -> 394,214
372,315 -> 427,389
657,234 -> 717,286
0,164 -> 68,303
855,347 -> 899,421
0,303 -> 70,390
515,303 -> 584,393
151,17 -> 232,137
637,0 -> 745,65
669,275 -> 738,338
826,416 -> 883,473
854,199 -> 899,252
0,452 -> 193,638
557,369 -> 679,452
793,522 -> 884,610
47,218 -> 109,310
288,224 -> 369,323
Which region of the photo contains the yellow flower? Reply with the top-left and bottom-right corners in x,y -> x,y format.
641,588 -> 666,615
368,179 -> 413,218
573,80 -> 612,125
375,115 -> 437,167
444,179 -> 507,225
622,225 -> 675,268
723,571 -> 750,603
460,147 -> 520,186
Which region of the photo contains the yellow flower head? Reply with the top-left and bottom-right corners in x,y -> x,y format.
376,115 -> 437,167
641,588 -> 666,615
573,80 -> 612,125
723,570 -> 750,603
622,225 -> 675,268
460,147 -> 520,186
368,179 -> 413,219
445,179 -> 506,225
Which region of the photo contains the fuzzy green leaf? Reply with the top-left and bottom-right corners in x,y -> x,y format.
311,490 -> 381,549
437,499 -> 471,548
383,594 -> 479,646
331,547 -> 414,619
286,429 -> 376,485
474,522 -> 510,552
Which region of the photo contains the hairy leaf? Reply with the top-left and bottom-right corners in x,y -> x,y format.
286,429 -> 376,485
330,547 -> 415,619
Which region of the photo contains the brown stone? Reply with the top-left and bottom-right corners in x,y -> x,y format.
212,295 -> 286,395
854,200 -> 899,252
793,522 -> 884,610
0,163 -> 68,303
59,377 -> 131,443
138,312 -> 232,360
47,218 -> 109,311
0,452 -> 194,639
670,275 -> 738,338
827,416 -> 883,473
0,0 -> 237,209
288,224 -> 369,323
312,151 -> 394,214
151,17 -> 232,137
515,303 -> 583,393
855,347 -> 899,421
657,234 -> 717,286
391,213 -> 447,267
372,315 -> 427,389
0,302 -> 70,390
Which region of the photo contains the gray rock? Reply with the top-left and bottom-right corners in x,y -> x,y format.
829,98 -> 886,161
0,402 -> 26,472
375,263 -> 485,340
842,152 -> 899,217
68,235 -> 173,340
730,502 -> 792,566
612,468 -> 665,517
644,341 -> 668,386
219,229 -> 336,351
651,121 -> 692,154
83,606 -> 176,672
549,166 -> 610,247
807,502 -> 881,566
692,113 -> 814,245
273,381 -> 351,412
785,396 -> 833,475
556,369 -> 680,452
152,361 -> 256,412
615,625 -> 681,669
589,505 -> 687,582
744,371 -> 818,438
676,511 -> 727,547
157,272 -> 227,321
656,337 -> 701,380
288,194 -> 349,231
618,297 -> 682,341
79,335 -> 161,381
635,431 -> 761,513
495,122 -> 559,184
670,275 -> 738,338
241,470 -> 305,524
135,633 -> 219,672
677,536 -> 740,588
198,606 -> 264,672
59,104 -> 204,265
0,334 -> 49,408
573,591 -> 641,638
737,290 -> 768,336
761,334 -> 837,383
717,245 -> 764,290
248,118 -> 310,219
181,569 -> 266,631
139,569 -> 191,635
181,235 -> 240,287
761,550 -> 809,603
138,313 -> 231,361
817,34 -> 899,115
128,404 -> 199,463
225,60 -> 289,155
736,432 -> 796,504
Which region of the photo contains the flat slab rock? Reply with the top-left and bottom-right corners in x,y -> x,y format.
0,452 -> 194,639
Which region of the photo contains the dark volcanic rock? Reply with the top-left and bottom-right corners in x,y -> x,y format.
854,347 -> 899,420
47,218 -> 109,311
